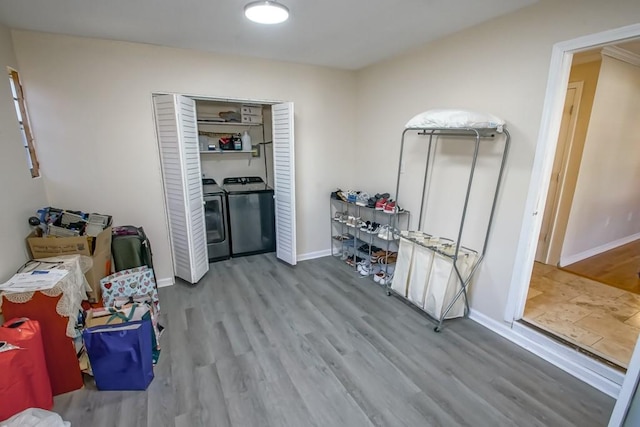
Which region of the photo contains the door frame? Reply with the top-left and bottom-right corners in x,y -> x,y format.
503,23 -> 640,324
536,81 -> 583,264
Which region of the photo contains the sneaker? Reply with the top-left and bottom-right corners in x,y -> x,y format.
346,191 -> 359,204
368,222 -> 381,234
355,192 -> 370,206
383,200 -> 396,213
374,198 -> 388,210
373,271 -> 385,283
379,273 -> 394,286
378,225 -> 400,241
358,264 -> 371,276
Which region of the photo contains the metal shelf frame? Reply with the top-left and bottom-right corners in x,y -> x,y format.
385,126 -> 510,332
330,198 -> 410,281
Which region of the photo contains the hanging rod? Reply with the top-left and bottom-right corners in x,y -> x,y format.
416,130 -> 496,138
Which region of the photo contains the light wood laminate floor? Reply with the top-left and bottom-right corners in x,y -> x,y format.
524,262 -> 640,368
562,239 -> 640,294
54,254 -> 614,426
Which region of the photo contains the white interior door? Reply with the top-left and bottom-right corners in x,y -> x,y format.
536,82 -> 582,264
272,102 -> 297,265
153,94 -> 209,283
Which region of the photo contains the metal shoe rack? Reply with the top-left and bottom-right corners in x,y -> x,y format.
386,125 -> 510,332
330,198 -> 410,281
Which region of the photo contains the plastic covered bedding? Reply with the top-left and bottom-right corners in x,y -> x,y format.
405,109 -> 505,132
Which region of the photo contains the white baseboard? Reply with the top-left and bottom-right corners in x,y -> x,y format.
157,277 -> 174,288
468,309 -> 623,398
560,232 -> 640,267
297,248 -> 332,261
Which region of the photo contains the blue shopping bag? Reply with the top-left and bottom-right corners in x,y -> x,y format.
83,319 -> 154,390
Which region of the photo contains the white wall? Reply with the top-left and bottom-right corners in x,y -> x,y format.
355,0 -> 640,321
561,55 -> 640,265
0,24 -> 48,281
11,31 -> 357,283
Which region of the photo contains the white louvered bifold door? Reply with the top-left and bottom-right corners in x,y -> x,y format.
272,102 -> 297,265
153,94 -> 209,284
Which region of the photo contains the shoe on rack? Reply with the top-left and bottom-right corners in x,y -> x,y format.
355,192 -> 370,207
373,271 -> 385,283
382,200 -> 396,213
360,220 -> 371,231
378,225 -> 400,241
358,264 -> 371,276
374,198 -> 388,211
379,252 -> 398,265
368,222 -> 381,234
379,273 -> 394,286
346,190 -> 359,204
336,190 -> 348,202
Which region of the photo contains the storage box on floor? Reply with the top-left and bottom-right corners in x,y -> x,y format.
26,227 -> 112,303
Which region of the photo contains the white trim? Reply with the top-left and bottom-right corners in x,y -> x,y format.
602,46 -> 640,67
609,339 -> 640,426
469,310 -> 623,398
157,277 -> 175,288
297,248 -> 332,261
504,23 -> 640,324
560,232 -> 640,267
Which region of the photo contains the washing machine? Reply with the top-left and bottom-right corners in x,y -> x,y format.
202,178 -> 230,262
222,176 -> 276,257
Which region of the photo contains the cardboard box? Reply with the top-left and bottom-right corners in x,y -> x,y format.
27,227 -> 112,303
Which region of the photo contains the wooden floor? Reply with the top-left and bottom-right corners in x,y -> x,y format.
524,262 -> 640,368
54,254 -> 614,426
562,239 -> 640,294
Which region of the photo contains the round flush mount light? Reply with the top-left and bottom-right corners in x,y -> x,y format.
244,0 -> 289,24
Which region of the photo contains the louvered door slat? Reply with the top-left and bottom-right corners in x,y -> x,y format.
271,102 -> 297,265
153,94 -> 209,283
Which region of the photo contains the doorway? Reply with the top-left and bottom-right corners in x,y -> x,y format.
521,42 -> 640,369
503,23 -> 640,385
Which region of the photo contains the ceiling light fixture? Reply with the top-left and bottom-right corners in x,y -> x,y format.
244,0 -> 289,24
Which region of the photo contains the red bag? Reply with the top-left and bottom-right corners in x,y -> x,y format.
0,318 -> 53,421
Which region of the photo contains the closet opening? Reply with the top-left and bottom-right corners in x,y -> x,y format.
152,93 -> 296,285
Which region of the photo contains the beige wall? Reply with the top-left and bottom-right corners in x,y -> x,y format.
11,31 -> 357,283
355,0 -> 640,321
0,24 -> 48,281
562,55 -> 640,263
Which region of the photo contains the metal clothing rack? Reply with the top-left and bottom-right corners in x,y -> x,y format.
385,126 -> 510,332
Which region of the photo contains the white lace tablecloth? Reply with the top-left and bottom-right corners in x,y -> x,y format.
0,254 -> 92,338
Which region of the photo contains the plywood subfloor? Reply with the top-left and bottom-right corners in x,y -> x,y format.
524,261 -> 640,368
53,255 -> 614,426
561,239 -> 640,294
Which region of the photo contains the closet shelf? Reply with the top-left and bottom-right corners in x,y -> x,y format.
200,150 -> 254,154
197,121 -> 263,126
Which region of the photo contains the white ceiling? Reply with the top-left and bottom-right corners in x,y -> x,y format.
0,0 -> 537,70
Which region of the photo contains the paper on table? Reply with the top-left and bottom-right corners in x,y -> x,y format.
0,269 -> 69,293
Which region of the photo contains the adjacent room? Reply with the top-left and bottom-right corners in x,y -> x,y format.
522,42 -> 640,369
1,0 -> 640,426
